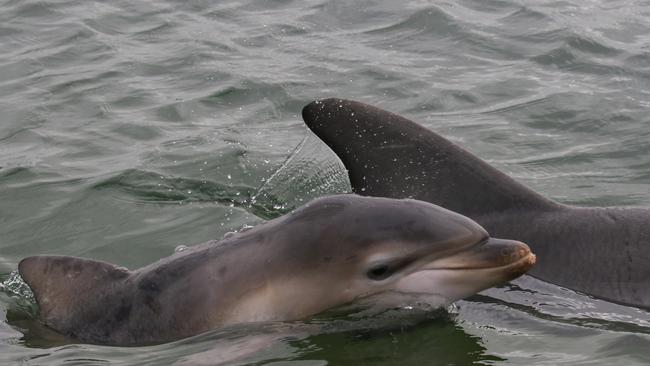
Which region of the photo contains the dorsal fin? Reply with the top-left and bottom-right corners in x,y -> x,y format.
18,256 -> 130,331
302,98 -> 559,217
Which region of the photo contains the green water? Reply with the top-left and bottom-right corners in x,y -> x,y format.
1,0 -> 650,364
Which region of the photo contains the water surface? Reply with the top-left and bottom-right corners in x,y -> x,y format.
1,0 -> 650,364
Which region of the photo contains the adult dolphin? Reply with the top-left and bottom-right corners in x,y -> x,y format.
19,194 -> 535,346
302,98 -> 650,308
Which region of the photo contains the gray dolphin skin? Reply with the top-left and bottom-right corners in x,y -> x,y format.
302,98 -> 650,308
19,194 -> 535,345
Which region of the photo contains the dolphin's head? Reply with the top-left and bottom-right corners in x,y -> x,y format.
231,195 -> 535,321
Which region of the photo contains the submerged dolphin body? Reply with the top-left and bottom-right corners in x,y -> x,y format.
19,195 -> 535,345
302,99 -> 650,308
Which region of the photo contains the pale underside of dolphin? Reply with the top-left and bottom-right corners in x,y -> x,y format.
19,194 -> 534,345
302,98 -> 650,309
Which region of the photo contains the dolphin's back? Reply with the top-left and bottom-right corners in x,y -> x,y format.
18,239 -> 279,345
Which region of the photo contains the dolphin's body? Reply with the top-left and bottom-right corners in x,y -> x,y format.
302,99 -> 650,308
19,194 -> 534,345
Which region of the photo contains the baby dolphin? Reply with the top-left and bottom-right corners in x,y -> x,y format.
19,195 -> 535,345
302,98 -> 650,308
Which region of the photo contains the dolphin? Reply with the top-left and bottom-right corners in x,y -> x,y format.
302,98 -> 650,308
19,194 -> 535,345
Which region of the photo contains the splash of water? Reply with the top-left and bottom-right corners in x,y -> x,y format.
0,271 -> 34,303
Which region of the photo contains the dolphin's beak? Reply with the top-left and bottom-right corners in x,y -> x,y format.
393,238 -> 536,303
423,238 -> 536,279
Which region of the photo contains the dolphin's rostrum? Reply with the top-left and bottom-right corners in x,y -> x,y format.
19,195 -> 535,345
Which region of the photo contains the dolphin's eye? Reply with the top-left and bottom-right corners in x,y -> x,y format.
367,264 -> 392,281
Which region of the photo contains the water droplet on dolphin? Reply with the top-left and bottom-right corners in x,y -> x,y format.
239,224 -> 254,232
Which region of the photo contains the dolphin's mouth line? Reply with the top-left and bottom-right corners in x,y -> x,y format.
421,251 -> 537,272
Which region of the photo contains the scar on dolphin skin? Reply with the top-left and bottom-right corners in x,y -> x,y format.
302,98 -> 650,309
19,194 -> 534,345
